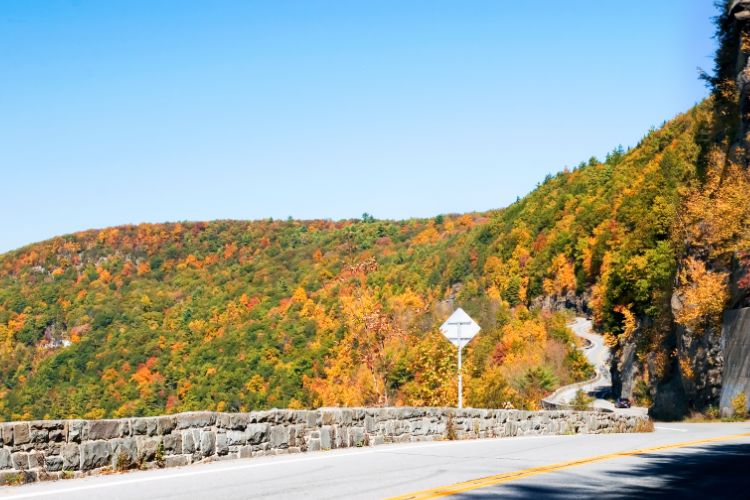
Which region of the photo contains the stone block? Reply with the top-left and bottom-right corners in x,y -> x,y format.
305,411 -> 319,427
27,451 -> 45,469
349,427 -> 366,447
37,470 -> 60,482
340,408 -> 354,424
226,430 -> 247,446
165,455 -> 190,468
221,413 -> 250,430
175,412 -> 216,430
45,456 -> 63,472
182,431 -> 195,454
157,416 -> 176,435
0,424 -> 12,446
49,429 -> 65,442
287,426 -> 297,447
36,421 -> 63,431
29,428 -> 48,444
364,415 -> 376,433
200,431 -> 215,456
335,428 -> 347,448
409,419 -> 426,435
248,423 -> 269,445
136,437 -> 161,462
216,433 -> 228,455
88,420 -> 125,440
11,452 -> 29,470
269,426 -> 288,448
319,426 -> 332,450
13,424 -> 30,445
112,438 -> 138,468
130,417 -> 157,436
307,438 -> 320,452
238,445 -> 253,458
164,433 -> 183,455
67,420 -> 85,443
321,410 -> 337,426
216,413 -> 229,428
0,449 -> 11,469
249,410 -> 271,423
61,443 -> 80,470
81,441 -> 112,470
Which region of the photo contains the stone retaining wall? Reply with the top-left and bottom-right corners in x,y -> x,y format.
0,407 -> 648,485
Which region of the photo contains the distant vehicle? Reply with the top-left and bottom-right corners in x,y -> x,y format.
615,398 -> 632,409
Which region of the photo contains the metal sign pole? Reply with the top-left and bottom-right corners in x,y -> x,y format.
457,322 -> 462,409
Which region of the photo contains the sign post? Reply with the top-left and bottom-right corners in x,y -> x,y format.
440,308 -> 480,409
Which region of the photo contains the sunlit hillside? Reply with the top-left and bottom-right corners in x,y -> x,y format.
2,99 -> 747,420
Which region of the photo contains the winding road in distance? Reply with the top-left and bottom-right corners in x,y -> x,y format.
544,317 -> 646,416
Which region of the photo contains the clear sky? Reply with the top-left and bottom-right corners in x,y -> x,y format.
0,1 -> 718,254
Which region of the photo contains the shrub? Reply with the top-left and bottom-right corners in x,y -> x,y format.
633,418 -> 655,433
571,389 -> 593,411
706,405 -> 720,420
732,393 -> 748,420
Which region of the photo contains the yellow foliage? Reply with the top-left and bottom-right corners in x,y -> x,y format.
680,152 -> 750,258
84,408 -> 106,420
457,214 -> 474,227
673,257 -> 728,332
542,253 -> 576,297
412,226 -> 440,245
306,288 -> 404,407
292,287 -> 308,303
613,304 -> 637,341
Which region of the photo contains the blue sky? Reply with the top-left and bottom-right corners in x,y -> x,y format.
0,1 -> 717,253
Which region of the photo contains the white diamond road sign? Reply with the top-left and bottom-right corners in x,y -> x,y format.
440,307 -> 480,348
439,307 -> 481,409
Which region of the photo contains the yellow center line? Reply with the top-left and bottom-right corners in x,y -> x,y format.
387,432 -> 750,500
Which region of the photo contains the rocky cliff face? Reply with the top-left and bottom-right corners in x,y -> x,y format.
645,1 -> 750,419
729,0 -> 750,165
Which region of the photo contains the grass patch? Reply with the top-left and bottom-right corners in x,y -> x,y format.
2,472 -> 25,486
633,418 -> 655,433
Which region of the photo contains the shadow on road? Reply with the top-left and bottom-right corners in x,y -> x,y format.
456,442 -> 750,499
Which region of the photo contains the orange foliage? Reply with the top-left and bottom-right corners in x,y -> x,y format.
673,257 -> 728,331
542,253 -> 576,297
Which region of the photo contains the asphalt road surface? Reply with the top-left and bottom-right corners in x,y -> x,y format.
2,422 -> 748,499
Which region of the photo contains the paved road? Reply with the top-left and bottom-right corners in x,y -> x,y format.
545,318 -> 646,416
2,423 -> 748,499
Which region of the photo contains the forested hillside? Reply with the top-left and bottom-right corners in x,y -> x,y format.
2,95 -> 739,421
